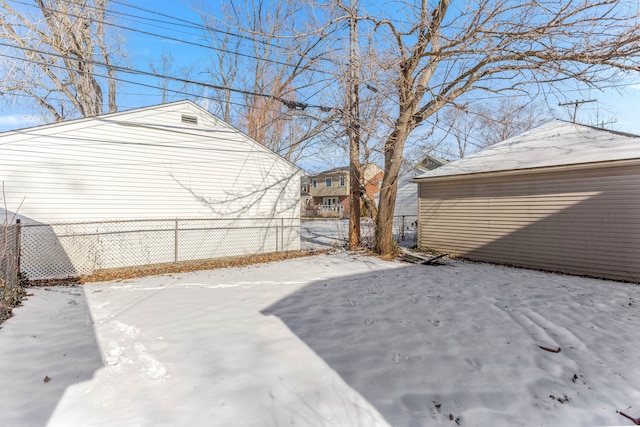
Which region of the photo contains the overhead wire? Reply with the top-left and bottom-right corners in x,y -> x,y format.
107,0 -> 311,53
7,0 -> 337,75
2,33 -> 633,159
2,0 -> 638,163
0,40 -> 615,163
0,43 -> 338,113
6,1 -> 632,108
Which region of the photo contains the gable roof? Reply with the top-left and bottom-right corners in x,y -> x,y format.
414,120 -> 640,180
310,163 -> 383,180
0,100 -> 302,173
0,100 -> 304,222
312,166 -> 350,177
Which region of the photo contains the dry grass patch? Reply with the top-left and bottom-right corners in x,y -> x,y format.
26,250 -> 329,287
80,250 -> 329,284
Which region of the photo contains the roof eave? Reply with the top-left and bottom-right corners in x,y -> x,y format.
412,157 -> 640,183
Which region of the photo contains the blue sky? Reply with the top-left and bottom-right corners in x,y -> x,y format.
1,0 -> 640,139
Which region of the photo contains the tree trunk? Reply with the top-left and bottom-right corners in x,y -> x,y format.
361,190 -> 378,219
375,118 -> 411,256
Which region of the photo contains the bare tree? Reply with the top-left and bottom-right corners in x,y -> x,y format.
0,0 -> 123,121
475,97 -> 552,148
148,50 -> 198,105
363,0 -> 640,256
438,97 -> 552,158
439,106 -> 478,159
199,12 -> 241,123
197,0 -> 337,164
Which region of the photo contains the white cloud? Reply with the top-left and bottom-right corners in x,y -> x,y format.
0,114 -> 42,127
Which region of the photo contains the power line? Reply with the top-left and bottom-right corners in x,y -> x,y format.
107,0 -> 306,53
2,3 -> 638,161
7,0 -> 335,75
0,43 -> 338,113
0,12 -> 593,170
6,1 -> 636,112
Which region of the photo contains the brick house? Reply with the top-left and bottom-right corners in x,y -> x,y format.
305,164 -> 383,216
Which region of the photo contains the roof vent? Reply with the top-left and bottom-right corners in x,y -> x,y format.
181,114 -> 198,125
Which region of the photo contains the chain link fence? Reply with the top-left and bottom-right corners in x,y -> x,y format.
1,221 -> 20,299
300,215 -> 418,250
13,216 -> 414,281
393,215 -> 418,247
20,218 -> 300,280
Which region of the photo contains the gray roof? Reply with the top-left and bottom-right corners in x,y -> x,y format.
414,120 -> 640,180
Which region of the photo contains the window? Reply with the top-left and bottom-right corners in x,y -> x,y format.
340,176 -> 346,186
326,177 -> 332,187
323,197 -> 337,206
312,179 -> 317,188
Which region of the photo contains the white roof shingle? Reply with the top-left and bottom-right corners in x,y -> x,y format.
414,120 -> 640,180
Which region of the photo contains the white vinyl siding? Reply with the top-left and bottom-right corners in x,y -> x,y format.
0,101 -> 303,278
0,102 -> 301,222
418,162 -> 640,282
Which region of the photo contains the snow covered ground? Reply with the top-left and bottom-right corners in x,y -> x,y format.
1,251 -> 639,426
301,218 -> 369,250
300,218 -> 416,250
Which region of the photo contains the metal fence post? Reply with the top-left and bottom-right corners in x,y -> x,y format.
281,217 -> 284,252
15,219 -> 21,273
174,218 -> 178,264
1,226 -> 6,296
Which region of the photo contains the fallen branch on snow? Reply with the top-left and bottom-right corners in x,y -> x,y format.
538,345 -> 561,353
423,253 -> 448,265
618,410 -> 640,425
400,251 -> 449,266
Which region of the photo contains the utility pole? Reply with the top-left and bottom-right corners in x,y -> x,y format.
558,99 -> 596,123
347,0 -> 361,249
597,119 -> 617,128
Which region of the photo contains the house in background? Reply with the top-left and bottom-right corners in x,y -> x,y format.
414,120 -> 640,282
395,155 -> 449,218
300,176 -> 312,215
0,100 -> 303,280
305,164 -> 384,217
392,155 -> 448,244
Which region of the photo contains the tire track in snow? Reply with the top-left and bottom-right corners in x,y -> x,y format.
515,307 -> 586,352
495,305 -> 586,378
494,304 -> 586,352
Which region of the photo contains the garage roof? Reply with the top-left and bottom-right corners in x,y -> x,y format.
414,120 -> 640,180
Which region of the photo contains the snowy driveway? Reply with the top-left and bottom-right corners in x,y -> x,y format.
1,252 -> 639,427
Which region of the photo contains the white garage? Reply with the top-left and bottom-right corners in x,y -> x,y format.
0,101 -> 303,279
